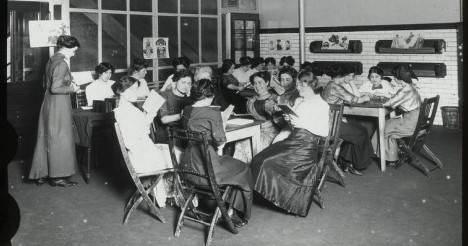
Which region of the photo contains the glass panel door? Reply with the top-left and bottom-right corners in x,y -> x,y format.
229,13 -> 259,64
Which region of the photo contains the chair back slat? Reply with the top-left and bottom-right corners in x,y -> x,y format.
114,122 -> 140,180
409,95 -> 439,147
324,103 -> 344,161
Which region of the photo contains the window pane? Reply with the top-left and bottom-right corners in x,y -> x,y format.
158,0 -> 177,13
102,0 -> 126,11
70,0 -> 97,9
130,15 -> 152,66
181,17 -> 199,64
201,18 -> 218,62
181,0 -> 198,14
158,68 -> 174,82
158,16 -> 178,66
70,12 -> 98,72
102,14 -> 127,69
201,0 -> 217,15
130,0 -> 152,12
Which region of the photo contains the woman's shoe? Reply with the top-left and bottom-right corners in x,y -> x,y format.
35,177 -> 48,186
231,217 -> 248,228
347,165 -> 363,176
49,178 -> 78,187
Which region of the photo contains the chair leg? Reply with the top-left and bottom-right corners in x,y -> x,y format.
421,144 -> 444,169
313,190 -> 324,209
317,166 -> 329,192
327,160 -> 345,187
407,151 -> 430,176
123,194 -> 143,224
175,192 -> 195,238
217,186 -> 237,234
206,207 -> 222,246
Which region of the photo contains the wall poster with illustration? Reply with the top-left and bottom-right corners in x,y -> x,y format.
269,39 -> 291,51
28,20 -> 70,47
143,37 -> 169,59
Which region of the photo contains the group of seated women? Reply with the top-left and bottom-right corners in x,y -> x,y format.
87,54 -> 423,223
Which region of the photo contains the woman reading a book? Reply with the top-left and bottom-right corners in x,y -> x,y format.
246,71 -> 280,151
153,69 -> 194,143
321,65 -> 374,175
181,78 -> 253,228
112,76 -> 176,207
250,71 -> 329,217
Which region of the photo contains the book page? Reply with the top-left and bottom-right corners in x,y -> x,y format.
221,104 -> 235,123
71,71 -> 93,86
142,90 -> 166,118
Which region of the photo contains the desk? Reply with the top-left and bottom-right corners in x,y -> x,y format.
225,120 -> 262,157
343,103 -> 389,172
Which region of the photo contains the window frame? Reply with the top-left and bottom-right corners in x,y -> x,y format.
62,0 -> 221,85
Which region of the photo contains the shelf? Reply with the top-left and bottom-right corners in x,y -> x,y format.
375,39 -> 445,54
309,40 -> 362,53
376,62 -> 447,78
311,61 -> 363,75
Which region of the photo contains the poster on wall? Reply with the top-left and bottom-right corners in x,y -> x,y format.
28,20 -> 70,48
143,37 -> 169,59
269,39 -> 291,51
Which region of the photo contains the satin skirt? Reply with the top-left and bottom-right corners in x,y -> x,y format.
251,128 -> 325,217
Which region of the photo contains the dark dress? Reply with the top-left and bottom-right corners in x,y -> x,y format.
251,128 -> 325,217
29,53 -> 78,179
181,106 -> 254,219
220,74 -> 247,114
153,90 -> 193,143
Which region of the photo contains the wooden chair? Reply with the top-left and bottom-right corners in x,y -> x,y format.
314,103 -> 345,209
114,122 -> 172,224
168,127 -> 238,246
395,95 -> 443,176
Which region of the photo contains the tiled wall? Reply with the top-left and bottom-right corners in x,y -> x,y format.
260,29 -> 460,125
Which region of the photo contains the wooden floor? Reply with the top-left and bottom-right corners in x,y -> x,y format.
7,126 -> 462,246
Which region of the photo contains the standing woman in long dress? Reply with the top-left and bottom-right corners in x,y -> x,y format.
29,35 -> 81,187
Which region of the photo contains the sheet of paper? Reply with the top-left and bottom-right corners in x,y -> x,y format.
221,104 -> 235,123
142,90 -> 166,118
71,71 -> 93,86
226,118 -> 254,125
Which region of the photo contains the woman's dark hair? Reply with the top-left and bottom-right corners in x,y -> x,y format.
128,58 -> 148,75
172,56 -> 191,69
368,66 -> 384,80
250,57 -> 265,69
56,35 -> 80,49
300,61 -> 314,72
172,69 -> 194,82
249,71 -> 271,85
328,64 -> 345,78
298,70 -> 322,94
94,62 -> 115,79
392,64 -> 418,84
279,56 -> 295,67
111,75 -> 138,95
279,66 -> 298,86
239,56 -> 251,66
265,57 -> 276,66
343,65 -> 356,75
190,78 -> 214,101
221,59 -> 235,74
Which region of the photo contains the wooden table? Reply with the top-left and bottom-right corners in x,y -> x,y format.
343,103 -> 389,172
225,120 -> 262,157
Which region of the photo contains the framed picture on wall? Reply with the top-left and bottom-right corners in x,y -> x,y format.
28,20 -> 70,48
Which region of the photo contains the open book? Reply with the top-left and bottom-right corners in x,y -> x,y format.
142,90 -> 166,118
277,104 -> 298,117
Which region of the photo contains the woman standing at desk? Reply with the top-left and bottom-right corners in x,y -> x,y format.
382,65 -> 421,164
181,79 -> 253,227
29,35 -> 81,187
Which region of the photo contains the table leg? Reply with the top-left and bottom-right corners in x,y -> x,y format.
378,109 -> 386,172
85,147 -> 91,183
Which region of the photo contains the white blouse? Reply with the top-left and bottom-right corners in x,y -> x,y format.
359,80 -> 396,98
85,79 -> 115,106
135,78 -> 150,98
292,95 -> 330,137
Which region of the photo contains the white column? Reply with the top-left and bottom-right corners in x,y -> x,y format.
298,0 -> 305,65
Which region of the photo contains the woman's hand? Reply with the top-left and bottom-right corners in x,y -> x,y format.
71,82 -> 81,93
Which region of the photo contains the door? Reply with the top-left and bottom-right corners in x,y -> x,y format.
228,13 -> 259,63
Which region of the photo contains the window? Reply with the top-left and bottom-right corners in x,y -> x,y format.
68,0 -> 220,83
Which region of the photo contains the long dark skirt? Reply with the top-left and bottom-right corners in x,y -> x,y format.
181,144 -> 253,220
338,121 -> 374,170
250,128 -> 325,217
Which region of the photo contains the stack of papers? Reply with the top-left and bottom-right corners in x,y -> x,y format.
227,118 -> 254,125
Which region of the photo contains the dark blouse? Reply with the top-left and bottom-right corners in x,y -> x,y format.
157,89 -> 193,124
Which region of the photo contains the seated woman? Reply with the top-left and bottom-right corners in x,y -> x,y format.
219,59 -> 248,113
128,58 -> 150,98
181,78 -> 253,227
341,65 -> 361,97
153,69 -> 194,143
85,62 -> 115,106
359,66 -> 396,99
321,65 -> 374,174
161,56 -> 191,92
250,71 -> 329,217
382,64 -> 422,164
112,76 -> 174,207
